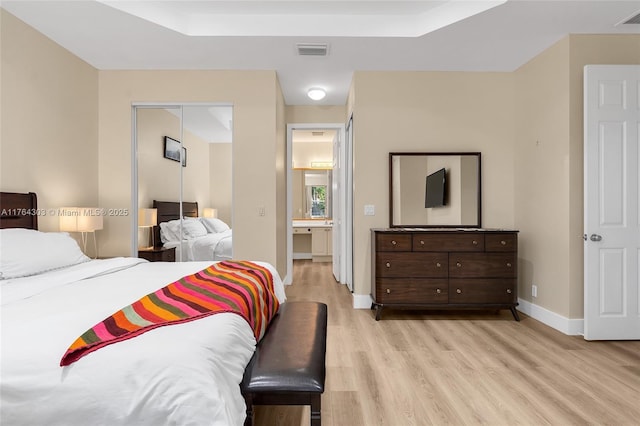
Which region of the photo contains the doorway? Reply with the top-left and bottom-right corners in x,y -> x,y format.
286,123 -> 347,286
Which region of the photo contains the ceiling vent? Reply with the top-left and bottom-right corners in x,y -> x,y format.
621,11 -> 640,24
312,131 -> 324,136
296,43 -> 329,56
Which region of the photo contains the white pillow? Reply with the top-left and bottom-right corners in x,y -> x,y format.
200,217 -> 230,233
159,220 -> 181,243
182,219 -> 208,239
0,229 -> 90,280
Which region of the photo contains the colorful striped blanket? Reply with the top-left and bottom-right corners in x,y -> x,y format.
60,261 -> 280,366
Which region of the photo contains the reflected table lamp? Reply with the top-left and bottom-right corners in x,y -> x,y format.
138,208 -> 158,249
59,207 -> 104,258
203,208 -> 218,218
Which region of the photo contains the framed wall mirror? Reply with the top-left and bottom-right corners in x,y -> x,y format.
292,168 -> 332,220
389,152 -> 481,228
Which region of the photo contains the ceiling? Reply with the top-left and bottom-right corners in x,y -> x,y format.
2,1 -> 639,106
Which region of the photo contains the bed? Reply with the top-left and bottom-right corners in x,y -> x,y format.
0,192 -> 285,426
152,200 -> 233,261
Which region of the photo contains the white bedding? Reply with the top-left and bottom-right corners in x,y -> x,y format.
0,257 -> 285,426
165,229 -> 233,261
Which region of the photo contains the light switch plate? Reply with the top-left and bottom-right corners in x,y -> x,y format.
364,204 -> 375,216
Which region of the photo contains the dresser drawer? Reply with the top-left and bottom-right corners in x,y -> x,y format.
449,253 -> 516,278
375,233 -> 412,251
485,233 -> 517,252
376,278 -> 449,303
376,252 -> 448,277
449,279 -> 517,304
412,233 -> 485,252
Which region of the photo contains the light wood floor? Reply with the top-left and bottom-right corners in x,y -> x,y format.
255,260 -> 640,426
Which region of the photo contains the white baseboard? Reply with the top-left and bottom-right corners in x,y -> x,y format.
517,298 -> 584,336
352,293 -> 373,309
349,296 -> 584,335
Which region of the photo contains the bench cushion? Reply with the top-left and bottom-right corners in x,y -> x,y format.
241,301 -> 327,394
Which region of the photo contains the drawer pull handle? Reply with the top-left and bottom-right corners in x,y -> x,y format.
436,262 -> 441,268
456,288 -> 462,294
436,288 -> 442,294
386,288 -> 391,294
501,240 -> 507,245
391,240 -> 397,245
386,262 -> 391,268
506,289 -> 512,294
420,240 -> 425,245
507,262 -> 512,268
456,262 -> 462,267
472,240 -> 478,245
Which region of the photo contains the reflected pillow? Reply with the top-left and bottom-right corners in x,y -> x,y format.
200,218 -> 230,233
0,229 -> 90,280
159,220 -> 181,243
182,219 -> 207,239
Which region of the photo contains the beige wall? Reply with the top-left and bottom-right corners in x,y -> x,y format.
514,38 -> 572,316
292,142 -> 333,168
286,105 -> 346,123
209,143 -> 232,224
1,10 -> 99,232
350,71 -> 516,297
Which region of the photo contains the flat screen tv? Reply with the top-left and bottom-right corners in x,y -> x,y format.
425,167 -> 446,208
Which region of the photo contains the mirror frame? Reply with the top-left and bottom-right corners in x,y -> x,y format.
389,152 -> 482,228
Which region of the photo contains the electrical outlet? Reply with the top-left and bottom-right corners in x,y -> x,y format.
532,284 -> 538,298
258,206 -> 265,216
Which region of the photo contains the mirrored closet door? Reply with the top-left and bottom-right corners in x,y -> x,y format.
133,104 -> 233,262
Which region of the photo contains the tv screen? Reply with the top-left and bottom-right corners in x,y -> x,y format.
425,168 -> 446,208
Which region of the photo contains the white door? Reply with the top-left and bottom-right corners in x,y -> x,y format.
584,65 -> 640,340
332,131 -> 341,281
344,116 -> 354,292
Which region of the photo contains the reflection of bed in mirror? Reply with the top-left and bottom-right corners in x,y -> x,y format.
152,200 -> 233,261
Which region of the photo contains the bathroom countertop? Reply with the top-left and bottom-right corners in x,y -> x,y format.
292,220 -> 333,228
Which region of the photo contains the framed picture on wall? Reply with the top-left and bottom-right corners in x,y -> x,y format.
164,136 -> 187,167
164,136 -> 181,162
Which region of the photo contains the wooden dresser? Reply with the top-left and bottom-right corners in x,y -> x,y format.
371,228 -> 519,321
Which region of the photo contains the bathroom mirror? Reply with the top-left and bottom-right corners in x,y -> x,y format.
292,168 -> 332,220
389,152 -> 481,228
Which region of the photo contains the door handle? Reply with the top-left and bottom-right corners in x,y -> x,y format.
590,234 -> 602,242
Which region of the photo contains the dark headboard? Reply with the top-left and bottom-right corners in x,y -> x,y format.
151,200 -> 199,247
0,192 -> 38,229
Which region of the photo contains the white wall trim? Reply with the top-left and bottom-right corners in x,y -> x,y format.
352,295 -> 584,335
353,293 -> 373,309
517,298 -> 584,336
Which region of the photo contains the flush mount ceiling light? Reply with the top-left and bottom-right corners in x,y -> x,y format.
307,88 -> 326,101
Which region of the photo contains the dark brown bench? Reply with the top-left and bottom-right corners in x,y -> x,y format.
241,301 -> 328,426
